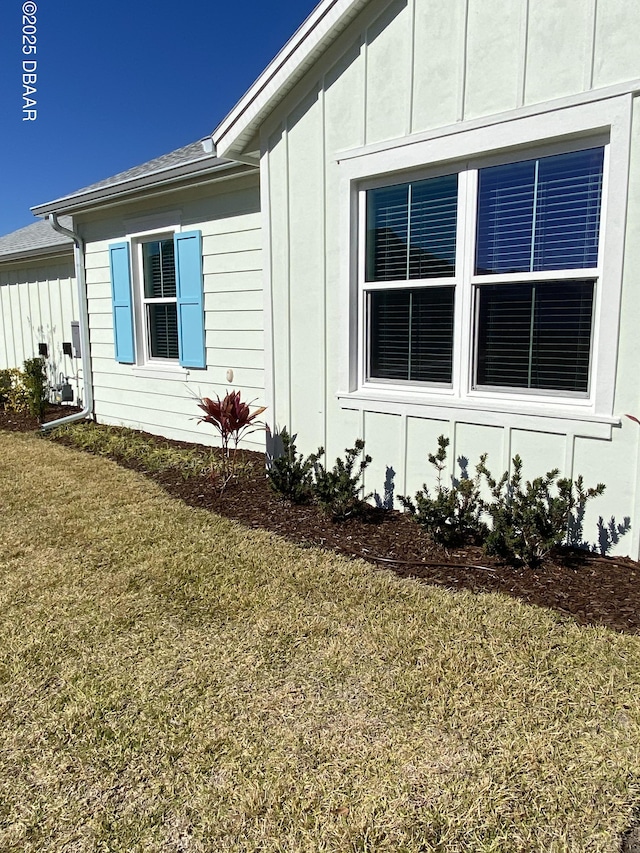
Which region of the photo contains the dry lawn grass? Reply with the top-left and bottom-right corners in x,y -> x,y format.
1,431 -> 640,852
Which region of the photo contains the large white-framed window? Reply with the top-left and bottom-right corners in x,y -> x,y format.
340,94 -> 631,422
362,143 -> 604,396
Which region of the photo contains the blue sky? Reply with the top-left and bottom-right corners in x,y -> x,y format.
0,0 -> 317,236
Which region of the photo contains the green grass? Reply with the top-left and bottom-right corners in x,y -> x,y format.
1,430 -> 639,852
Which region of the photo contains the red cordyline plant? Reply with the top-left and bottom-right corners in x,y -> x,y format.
196,390 -> 266,488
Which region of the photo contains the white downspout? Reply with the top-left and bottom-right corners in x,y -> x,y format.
41,213 -> 94,431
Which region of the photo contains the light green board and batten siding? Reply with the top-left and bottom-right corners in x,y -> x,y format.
0,257 -> 78,379
257,0 -> 640,556
79,174 -> 265,449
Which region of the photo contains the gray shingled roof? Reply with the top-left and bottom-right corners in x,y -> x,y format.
71,140 -> 219,195
0,216 -> 73,263
32,139 -> 234,216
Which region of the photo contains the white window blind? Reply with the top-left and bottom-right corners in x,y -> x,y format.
473,147 -> 603,394
370,287 -> 455,383
476,148 -> 603,275
366,174 -> 457,282
476,281 -> 594,392
365,173 -> 458,384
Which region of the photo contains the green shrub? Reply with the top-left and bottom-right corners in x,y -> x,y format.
4,368 -> 30,414
22,357 -> 47,422
398,435 -> 487,546
478,454 -> 606,567
311,440 -> 372,521
0,369 -> 12,408
267,428 -> 322,504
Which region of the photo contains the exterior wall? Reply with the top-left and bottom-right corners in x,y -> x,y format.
258,0 -> 640,556
0,255 -> 79,390
79,173 -> 265,449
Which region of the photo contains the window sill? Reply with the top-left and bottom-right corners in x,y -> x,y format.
132,365 -> 191,382
336,389 -> 620,439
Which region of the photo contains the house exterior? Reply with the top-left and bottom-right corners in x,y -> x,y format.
31,141 -> 265,449
5,0 -> 637,556
0,217 -> 78,391
212,0 -> 640,557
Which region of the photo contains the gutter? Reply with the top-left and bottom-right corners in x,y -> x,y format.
31,159 -> 246,218
40,214 -> 94,432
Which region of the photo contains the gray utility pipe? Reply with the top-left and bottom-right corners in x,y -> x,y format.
40,213 -> 94,431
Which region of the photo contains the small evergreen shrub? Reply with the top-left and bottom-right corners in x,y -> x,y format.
0,369 -> 12,408
478,454 -> 606,567
311,440 -> 372,521
267,428 -> 322,504
399,435 -> 487,546
4,368 -> 30,414
22,357 -> 48,422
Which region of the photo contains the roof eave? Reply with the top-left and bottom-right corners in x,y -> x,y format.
0,244 -> 74,266
213,0 -> 368,159
31,158 -> 251,217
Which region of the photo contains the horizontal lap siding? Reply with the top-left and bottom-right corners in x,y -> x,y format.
0,258 -> 78,385
262,0 -> 640,555
81,178 -> 265,449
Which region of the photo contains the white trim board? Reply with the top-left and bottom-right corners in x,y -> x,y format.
336,78 -> 640,165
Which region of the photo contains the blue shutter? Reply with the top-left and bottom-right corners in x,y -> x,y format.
174,230 -> 205,368
108,242 -> 135,363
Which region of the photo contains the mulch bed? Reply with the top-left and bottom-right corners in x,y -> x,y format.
0,404 -> 83,430
3,406 -> 639,635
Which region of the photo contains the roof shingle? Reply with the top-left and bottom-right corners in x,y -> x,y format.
0,216 -> 73,262
32,139 -> 228,215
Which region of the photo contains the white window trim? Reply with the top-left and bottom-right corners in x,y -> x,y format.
358,162 -> 459,391
125,220 -> 188,375
131,366 -> 190,381
359,145 -> 604,403
336,94 -> 632,426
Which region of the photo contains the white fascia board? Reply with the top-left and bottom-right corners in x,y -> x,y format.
213,0 -> 368,159
31,160 -> 248,218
